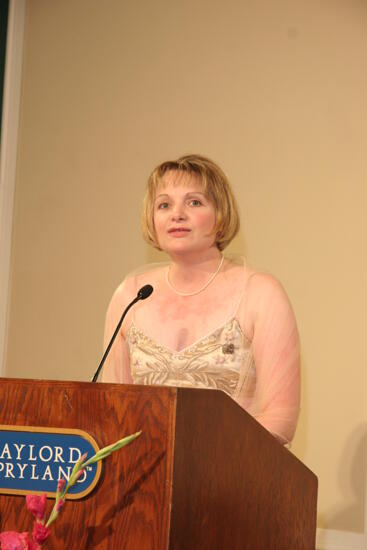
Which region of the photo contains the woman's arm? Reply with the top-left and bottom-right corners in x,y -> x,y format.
244,272 -> 300,444
101,280 -> 134,384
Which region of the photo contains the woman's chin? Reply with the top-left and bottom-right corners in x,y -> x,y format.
162,245 -> 218,261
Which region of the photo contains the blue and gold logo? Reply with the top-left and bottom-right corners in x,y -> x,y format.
0,426 -> 102,499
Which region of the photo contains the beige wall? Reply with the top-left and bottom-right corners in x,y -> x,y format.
5,0 -> 367,533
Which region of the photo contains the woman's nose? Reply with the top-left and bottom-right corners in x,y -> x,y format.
171,204 -> 186,220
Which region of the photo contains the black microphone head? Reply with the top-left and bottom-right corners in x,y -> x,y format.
137,284 -> 153,300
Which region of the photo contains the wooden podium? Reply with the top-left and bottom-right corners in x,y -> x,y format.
0,378 -> 317,549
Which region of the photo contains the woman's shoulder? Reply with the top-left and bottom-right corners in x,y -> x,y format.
233,262 -> 293,334
245,269 -> 286,296
224,258 -> 282,294
110,263 -> 167,303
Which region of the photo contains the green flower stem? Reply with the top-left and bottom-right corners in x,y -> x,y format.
45,431 -> 141,528
46,501 -> 60,527
83,432 -> 142,467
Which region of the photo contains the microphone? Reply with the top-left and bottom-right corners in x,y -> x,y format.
137,284 -> 153,300
92,284 -> 153,382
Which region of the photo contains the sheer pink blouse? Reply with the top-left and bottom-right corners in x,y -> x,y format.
102,260 -> 300,444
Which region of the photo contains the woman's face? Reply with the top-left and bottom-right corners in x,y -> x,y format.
153,170 -> 217,257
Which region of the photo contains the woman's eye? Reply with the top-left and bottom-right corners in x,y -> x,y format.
189,199 -> 202,206
157,202 -> 169,209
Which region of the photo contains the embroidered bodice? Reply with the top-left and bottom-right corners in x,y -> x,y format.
127,317 -> 256,405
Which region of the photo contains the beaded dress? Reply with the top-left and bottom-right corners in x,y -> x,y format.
127,317 -> 255,409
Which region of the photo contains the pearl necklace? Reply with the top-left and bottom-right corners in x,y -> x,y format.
165,256 -> 224,297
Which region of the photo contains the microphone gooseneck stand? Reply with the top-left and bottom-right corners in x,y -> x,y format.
92,284 -> 153,382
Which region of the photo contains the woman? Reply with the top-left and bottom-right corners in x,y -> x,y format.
102,155 -> 300,444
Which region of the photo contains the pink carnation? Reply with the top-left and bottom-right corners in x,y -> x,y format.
25,494 -> 46,521
31,523 -> 50,545
0,531 -> 30,550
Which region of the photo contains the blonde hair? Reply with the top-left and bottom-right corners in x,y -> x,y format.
141,154 -> 240,251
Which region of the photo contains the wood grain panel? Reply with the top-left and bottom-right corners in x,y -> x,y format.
0,378 -> 176,549
169,388 -> 317,550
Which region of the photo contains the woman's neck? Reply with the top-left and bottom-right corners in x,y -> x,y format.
167,248 -> 223,292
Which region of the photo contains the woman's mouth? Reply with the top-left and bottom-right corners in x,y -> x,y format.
168,227 -> 191,237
